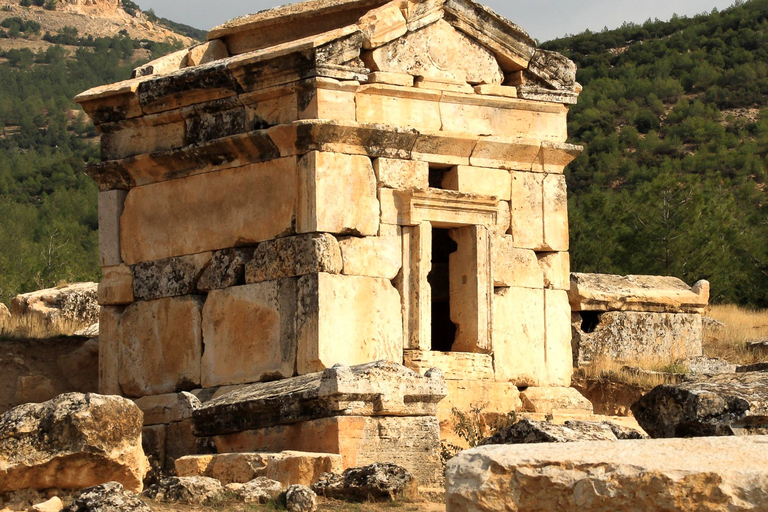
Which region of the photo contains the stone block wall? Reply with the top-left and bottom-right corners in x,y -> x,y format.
77,0 -> 584,430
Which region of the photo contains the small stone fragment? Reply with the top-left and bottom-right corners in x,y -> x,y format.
143,476 -> 223,504
197,248 -> 252,292
65,482 -> 151,512
285,485 -> 316,512
31,497 -> 63,512
225,477 -> 282,503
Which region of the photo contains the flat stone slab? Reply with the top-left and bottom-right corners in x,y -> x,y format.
446,436 -> 768,512
193,361 -> 446,437
632,372 -> 768,437
569,273 -> 709,314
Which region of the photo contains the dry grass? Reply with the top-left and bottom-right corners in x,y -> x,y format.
0,313 -> 85,340
577,354 -> 687,390
704,304 -> 768,365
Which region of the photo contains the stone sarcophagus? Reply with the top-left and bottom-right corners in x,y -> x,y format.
76,0 -> 583,428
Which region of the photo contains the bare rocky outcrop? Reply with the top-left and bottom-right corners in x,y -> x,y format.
11,283 -> 99,328
446,437 -> 768,512
312,463 -> 418,502
478,419 -> 646,446
0,393 -> 149,492
631,372 -> 768,438
65,482 -> 151,512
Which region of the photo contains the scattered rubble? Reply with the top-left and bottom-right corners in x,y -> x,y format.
142,476 -> 223,504
65,482 -> 151,512
312,463 -> 418,502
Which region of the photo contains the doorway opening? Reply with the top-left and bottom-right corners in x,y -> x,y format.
429,228 -> 457,352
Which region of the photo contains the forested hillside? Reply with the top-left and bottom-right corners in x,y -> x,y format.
0,2 -> 191,304
542,0 -> 768,307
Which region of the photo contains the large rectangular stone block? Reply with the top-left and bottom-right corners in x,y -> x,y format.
543,174 -> 569,251
442,166 -> 512,201
298,79 -> 357,121
538,252 -> 570,290
118,296 -> 204,397
246,234 -> 342,284
99,306 -> 124,395
339,233 -> 402,280
98,265 -> 134,305
100,112 -> 185,161
493,287 -> 545,386
120,157 -> 297,265
297,273 -> 403,374
404,351 -> 494,381
132,252 -> 212,301
98,190 -> 127,267
491,235 -> 543,289
202,281 -> 298,388
356,85 -> 442,132
545,289 -> 573,387
373,158 -> 429,189
297,152 -> 379,236
510,171 -> 544,250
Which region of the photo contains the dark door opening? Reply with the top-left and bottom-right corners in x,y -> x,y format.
429,228 -> 458,352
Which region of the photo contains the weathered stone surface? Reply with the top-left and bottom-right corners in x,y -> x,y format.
193,362 -> 446,436
357,2 -> 407,49
120,158 -> 297,265
176,452 -> 342,487
404,351 -> 493,381
11,282 -> 99,327
478,419 -> 646,446
527,49 -> 578,90
297,152 -> 379,236
492,287 -> 545,385
132,49 -> 188,78
546,289 -> 574,387
143,476 -> 223,504
65,482 -> 151,512
131,253 -> 212,301
0,303 -> 9,326
442,166 -> 512,200
682,356 -> 737,376
356,86 -> 442,132
569,273 -> 710,314
285,485 -> 316,512
0,393 -> 149,492
98,265 -> 134,305
519,387 -> 594,415
134,391 -> 201,426
491,236 -> 542,288
509,171 -> 544,250
118,296 -> 203,397
297,274 -> 403,374
631,372 -> 768,438
224,477 -> 282,504
58,338 -> 100,392
474,84 -> 517,98
197,248 -> 252,292
246,234 -> 342,284
32,496 -> 64,512
446,437 -> 768,512
98,190 -> 127,267
313,463 -> 418,501
437,381 -> 522,443
543,174 -> 568,251
202,281 -> 297,387
339,234 -> 402,279
572,311 -> 703,367
364,20 -> 503,85
538,251 -> 570,290
98,307 -> 122,396
373,158 -> 428,189
186,40 -> 229,68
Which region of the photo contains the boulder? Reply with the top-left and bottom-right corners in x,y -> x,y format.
0,393 -> 149,492
312,463 -> 418,502
143,476 -> 222,504
631,372 -> 768,437
285,485 -> 316,512
224,477 -> 282,504
65,482 -> 151,512
478,419 -> 646,446
445,436 -> 768,512
10,283 -> 99,327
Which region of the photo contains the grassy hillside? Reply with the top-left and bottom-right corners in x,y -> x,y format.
543,0 -> 768,307
0,3 -> 191,304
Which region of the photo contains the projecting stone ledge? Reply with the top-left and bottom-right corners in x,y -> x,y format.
193,362 -> 447,437
569,273 -> 710,314
446,437 -> 768,512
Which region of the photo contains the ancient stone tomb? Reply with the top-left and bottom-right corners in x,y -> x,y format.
76,0 -> 583,462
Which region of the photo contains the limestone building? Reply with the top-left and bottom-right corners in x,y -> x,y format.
77,0 -> 584,433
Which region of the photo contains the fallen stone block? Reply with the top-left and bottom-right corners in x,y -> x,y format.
478,419 -> 646,446
193,362 -> 446,436
0,393 -> 149,492
224,477 -> 282,504
65,482 -> 150,512
11,282 -> 99,328
312,463 -> 418,502
285,485 -> 316,512
631,372 -> 768,437
519,387 -> 593,415
143,476 -> 223,504
446,436 -> 768,512
175,451 -> 342,487
569,273 -> 709,314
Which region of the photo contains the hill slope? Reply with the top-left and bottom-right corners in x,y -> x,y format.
0,0 -> 201,304
542,0 -> 768,307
